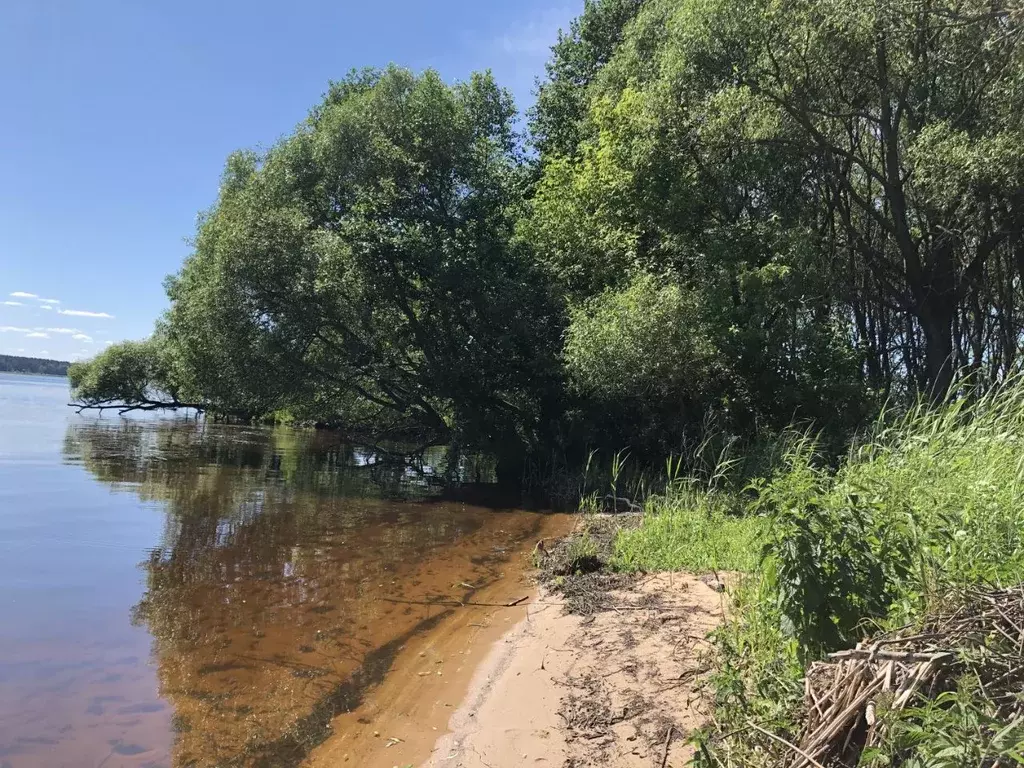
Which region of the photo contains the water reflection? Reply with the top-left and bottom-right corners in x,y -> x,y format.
48,420 -> 545,767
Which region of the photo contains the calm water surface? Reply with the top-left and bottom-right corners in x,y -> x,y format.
0,373 -> 550,767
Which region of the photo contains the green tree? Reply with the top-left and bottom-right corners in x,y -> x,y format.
69,336 -> 200,414
524,0 -> 1022,452
71,2 -> 1024,464
524,0 -> 868,449
73,66 -> 561,447
717,0 -> 1024,399
0,354 -> 69,376
530,0 -> 647,159
562,274 -> 723,451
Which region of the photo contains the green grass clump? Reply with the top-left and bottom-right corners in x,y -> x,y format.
611,489 -> 764,573
562,530 -> 601,574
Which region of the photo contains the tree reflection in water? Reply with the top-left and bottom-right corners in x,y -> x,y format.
64,420 -> 542,767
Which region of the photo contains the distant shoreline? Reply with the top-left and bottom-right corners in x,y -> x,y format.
0,370 -> 68,377
0,354 -> 71,377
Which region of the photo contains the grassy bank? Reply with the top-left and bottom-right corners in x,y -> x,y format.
610,488 -> 764,574
549,378 -> 1024,766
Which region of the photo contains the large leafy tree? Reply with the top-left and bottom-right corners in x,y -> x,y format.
72,66 -> 561,447
530,0 -> 648,159
721,0 -> 1024,398
523,0 -> 1023,454
72,1 -> 1024,462
524,0 -> 868,448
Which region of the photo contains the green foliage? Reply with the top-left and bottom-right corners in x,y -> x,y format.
529,0 -> 646,159
752,437 -> 913,656
866,676 -> 1024,768
525,0 -> 1024,450
680,0 -> 1024,398
699,375 -> 1024,766
565,274 -> 716,403
74,66 -> 562,441
612,488 -> 764,573
522,0 -> 874,452
69,338 -> 187,411
71,0 -> 1024,473
168,65 -> 555,437
751,378 -> 1024,656
563,530 -> 602,575
696,574 -> 806,758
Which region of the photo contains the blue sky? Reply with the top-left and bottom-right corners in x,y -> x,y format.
0,0 -> 578,361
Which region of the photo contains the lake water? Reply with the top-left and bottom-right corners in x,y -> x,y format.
0,372 -> 557,767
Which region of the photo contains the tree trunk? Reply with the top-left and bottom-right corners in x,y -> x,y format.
920,306 -> 954,402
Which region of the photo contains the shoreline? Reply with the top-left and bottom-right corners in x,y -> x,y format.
302,513 -> 572,768
424,572 -> 728,768
301,516 -> 729,768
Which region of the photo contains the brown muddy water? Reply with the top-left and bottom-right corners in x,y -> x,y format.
0,373 -> 562,768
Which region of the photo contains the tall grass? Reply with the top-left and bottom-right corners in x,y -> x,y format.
612,487 -> 764,573
565,426 -> 769,573
698,375 -> 1024,766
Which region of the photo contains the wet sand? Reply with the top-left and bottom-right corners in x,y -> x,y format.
303,518 -> 571,768
149,507 -> 573,768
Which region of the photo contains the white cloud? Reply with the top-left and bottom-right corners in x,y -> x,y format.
40,305 -> 53,310
480,5 -> 577,107
9,291 -> 37,299
25,332 -> 49,338
15,348 -> 24,353
38,298 -> 60,304
497,6 -> 574,56
0,326 -> 30,333
71,333 -> 92,342
3,301 -> 23,306
58,309 -> 115,319
104,341 -> 114,346
39,349 -> 49,355
43,327 -> 82,335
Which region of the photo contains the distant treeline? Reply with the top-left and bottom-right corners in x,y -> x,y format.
0,354 -> 70,376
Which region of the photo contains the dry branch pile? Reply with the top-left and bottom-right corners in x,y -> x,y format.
785,585 -> 1024,767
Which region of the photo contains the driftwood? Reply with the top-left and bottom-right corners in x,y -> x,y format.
780,584 -> 1024,767
68,397 -> 207,415
601,494 -> 642,513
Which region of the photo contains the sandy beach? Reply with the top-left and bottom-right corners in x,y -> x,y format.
300,505 -> 727,768
424,573 -> 727,768
302,514 -> 573,768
